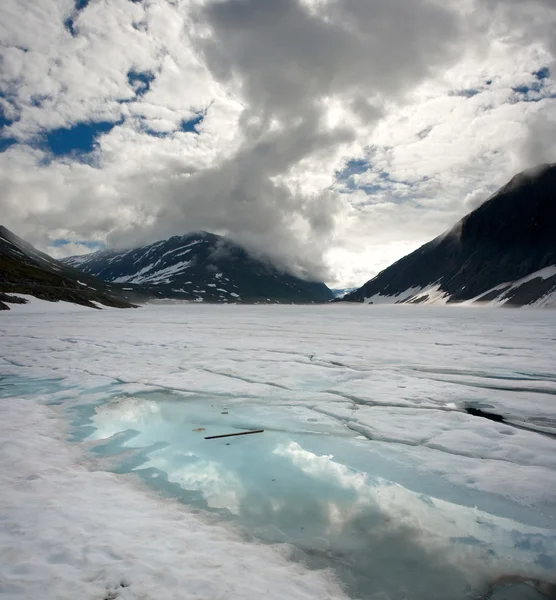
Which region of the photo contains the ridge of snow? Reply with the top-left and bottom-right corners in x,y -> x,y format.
113,263 -> 156,284
130,260 -> 193,284
363,286 -> 424,305
405,284 -> 451,306
516,265 -> 556,284
532,288 -> 556,308
160,240 -> 201,258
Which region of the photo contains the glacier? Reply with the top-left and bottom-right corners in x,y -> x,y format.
1,302 -> 555,599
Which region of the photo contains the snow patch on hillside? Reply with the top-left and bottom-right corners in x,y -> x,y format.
405,284 -> 450,305
363,286 -> 423,304
470,265 -> 556,307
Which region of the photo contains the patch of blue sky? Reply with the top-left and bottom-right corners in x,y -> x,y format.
335,162 -> 426,207
64,16 -> 78,36
335,158 -> 370,190
138,112 -> 204,138
357,183 -> 385,195
336,158 -> 369,179
449,68 -> 551,102
141,127 -> 169,138
180,113 -> 204,134
30,95 -> 51,108
510,67 -> 555,102
0,137 -> 16,152
513,82 -> 542,95
0,100 -> 17,152
64,0 -> 90,35
51,239 -> 105,250
335,163 -> 410,201
127,70 -> 155,97
39,120 -> 121,157
533,67 -> 550,80
510,85 -> 556,103
0,106 -> 14,130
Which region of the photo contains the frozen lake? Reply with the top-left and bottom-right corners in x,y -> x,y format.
1,303 -> 556,599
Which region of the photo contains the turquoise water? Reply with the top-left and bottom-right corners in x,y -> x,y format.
69,388 -> 554,600
0,374 -> 68,399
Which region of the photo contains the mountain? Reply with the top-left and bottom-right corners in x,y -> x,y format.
62,231 -> 333,304
0,226 -> 137,311
342,164 -> 556,308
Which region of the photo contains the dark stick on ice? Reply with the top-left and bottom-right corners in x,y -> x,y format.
205,430 -> 264,440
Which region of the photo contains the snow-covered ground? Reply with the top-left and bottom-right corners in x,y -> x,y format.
1,303 -> 556,599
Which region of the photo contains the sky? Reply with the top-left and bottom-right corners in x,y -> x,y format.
1,0 -> 556,288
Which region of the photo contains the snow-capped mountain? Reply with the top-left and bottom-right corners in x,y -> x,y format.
342,164 -> 556,308
62,231 -> 333,303
0,226 -> 136,310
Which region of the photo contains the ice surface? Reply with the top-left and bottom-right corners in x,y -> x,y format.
1,304 -> 556,599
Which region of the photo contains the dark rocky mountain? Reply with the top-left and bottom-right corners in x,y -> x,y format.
342,164 -> 556,308
62,231 -> 333,304
0,226 -> 137,311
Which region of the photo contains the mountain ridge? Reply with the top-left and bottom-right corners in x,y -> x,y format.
341,163 -> 556,307
0,225 -> 137,310
62,231 -> 333,304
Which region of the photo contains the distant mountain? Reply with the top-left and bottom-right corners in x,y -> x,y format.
0,226 -> 137,311
331,288 -> 357,299
342,164 -> 556,308
62,231 -> 333,304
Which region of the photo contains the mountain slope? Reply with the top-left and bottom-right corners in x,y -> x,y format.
342,164 -> 556,307
466,265 -> 556,307
62,232 -> 333,303
0,226 -> 137,310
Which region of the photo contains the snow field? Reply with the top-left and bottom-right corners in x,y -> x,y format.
1,303 -> 556,599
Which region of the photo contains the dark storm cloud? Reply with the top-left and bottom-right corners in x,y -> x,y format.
108,113 -> 353,279
198,0 -> 461,118
105,0 -> 465,280
128,0 -> 463,279
2,0 -> 556,285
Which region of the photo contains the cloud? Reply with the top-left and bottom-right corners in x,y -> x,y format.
0,0 -> 556,287
47,239 -> 104,259
521,101 -> 556,168
197,0 -> 461,117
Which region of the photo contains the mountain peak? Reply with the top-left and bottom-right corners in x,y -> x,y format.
342,164 -> 556,307
63,231 -> 332,304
